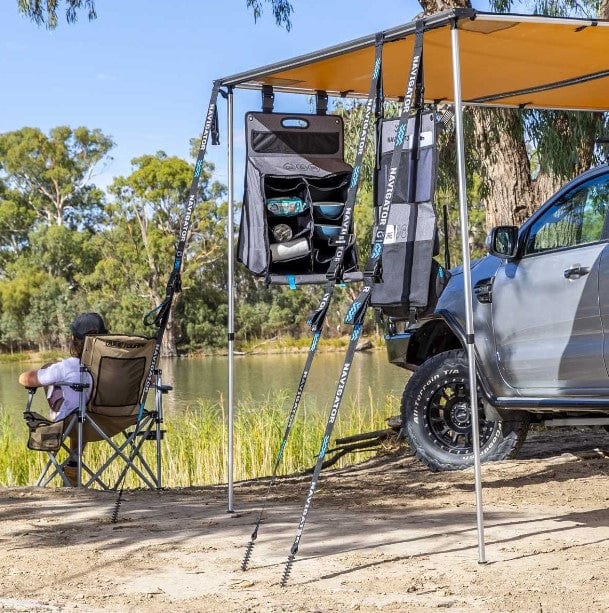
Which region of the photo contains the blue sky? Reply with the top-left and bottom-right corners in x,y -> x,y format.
0,0 -> 428,194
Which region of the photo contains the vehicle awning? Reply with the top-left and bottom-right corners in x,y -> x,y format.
219,9 -> 609,112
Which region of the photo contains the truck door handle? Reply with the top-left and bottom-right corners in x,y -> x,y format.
563,265 -> 590,279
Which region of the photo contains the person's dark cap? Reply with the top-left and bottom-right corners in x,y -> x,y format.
70,312 -> 107,339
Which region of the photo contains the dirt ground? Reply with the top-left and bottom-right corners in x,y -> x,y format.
2,428 -> 609,612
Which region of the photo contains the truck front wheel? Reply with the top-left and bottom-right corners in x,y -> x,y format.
401,349 -> 529,471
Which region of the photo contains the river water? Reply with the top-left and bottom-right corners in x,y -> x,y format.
1,350 -> 409,418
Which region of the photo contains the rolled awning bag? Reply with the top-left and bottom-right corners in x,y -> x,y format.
371,112 -> 442,318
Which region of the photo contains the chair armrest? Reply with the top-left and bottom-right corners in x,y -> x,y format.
54,380 -> 90,392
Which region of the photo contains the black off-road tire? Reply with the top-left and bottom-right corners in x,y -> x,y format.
401,349 -> 530,471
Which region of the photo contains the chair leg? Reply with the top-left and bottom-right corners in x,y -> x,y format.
38,454 -> 73,487
155,383 -> 164,489
81,415 -> 158,489
36,457 -> 55,487
123,430 -> 160,489
39,413 -> 163,490
156,420 -> 162,489
112,418 -> 160,489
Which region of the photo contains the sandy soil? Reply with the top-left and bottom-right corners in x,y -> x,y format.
2,427 -> 609,612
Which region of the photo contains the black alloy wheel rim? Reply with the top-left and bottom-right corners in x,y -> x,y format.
426,377 -> 497,455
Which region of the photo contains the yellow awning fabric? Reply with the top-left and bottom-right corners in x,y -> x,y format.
220,10 -> 609,111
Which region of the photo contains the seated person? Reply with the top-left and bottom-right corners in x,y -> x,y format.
19,312 -> 107,484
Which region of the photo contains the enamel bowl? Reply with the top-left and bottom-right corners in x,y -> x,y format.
314,224 -> 342,240
313,202 -> 344,220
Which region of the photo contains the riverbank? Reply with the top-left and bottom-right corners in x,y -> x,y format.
1,390 -> 399,488
191,334 -> 380,357
2,427 -> 609,611
0,335 -> 383,364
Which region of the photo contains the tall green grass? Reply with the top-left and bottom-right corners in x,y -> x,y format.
0,389 -> 400,488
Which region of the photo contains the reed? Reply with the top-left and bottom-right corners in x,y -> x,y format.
0,390 -> 400,488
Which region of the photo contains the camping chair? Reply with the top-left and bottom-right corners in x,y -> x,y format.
23,334 -> 171,489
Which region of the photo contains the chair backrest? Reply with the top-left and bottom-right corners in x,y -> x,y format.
81,335 -> 156,417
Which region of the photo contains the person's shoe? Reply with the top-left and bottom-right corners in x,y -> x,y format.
62,464 -> 78,487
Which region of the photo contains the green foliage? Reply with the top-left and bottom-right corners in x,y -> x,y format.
490,0 -> 597,17
180,282 -> 228,349
17,0 -> 96,28
246,0 -> 293,30
103,151 -> 227,352
0,126 -> 113,228
527,111 -> 605,179
18,0 -> 294,31
483,0 -> 607,215
0,127 -> 231,353
0,389 -> 398,487
0,182 -> 35,266
29,224 -> 99,280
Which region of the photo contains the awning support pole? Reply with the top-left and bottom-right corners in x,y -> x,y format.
226,85 -> 235,513
450,20 -> 486,564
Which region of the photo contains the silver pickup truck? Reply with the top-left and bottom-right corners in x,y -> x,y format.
387,165 -> 609,470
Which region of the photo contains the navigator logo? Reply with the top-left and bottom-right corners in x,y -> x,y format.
283,162 -> 320,172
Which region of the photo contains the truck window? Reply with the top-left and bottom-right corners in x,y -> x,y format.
525,174 -> 609,255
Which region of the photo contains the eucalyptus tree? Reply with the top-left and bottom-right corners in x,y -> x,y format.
339,0 -> 608,234
417,0 -> 609,228
0,126 -> 112,351
17,0 -> 293,28
0,221 -> 103,351
0,126 -> 113,229
0,182 -> 35,268
0,259 -> 46,351
101,151 -> 226,356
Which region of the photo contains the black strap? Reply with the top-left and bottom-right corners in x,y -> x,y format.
443,203 -> 451,270
347,22 -> 425,322
372,56 -> 385,217
277,41 -> 386,582
307,35 -> 384,332
326,33 -> 384,279
400,111 -> 424,305
249,37 -> 383,552
262,85 -> 274,113
139,81 -> 222,416
211,105 -> 220,146
315,90 -> 328,115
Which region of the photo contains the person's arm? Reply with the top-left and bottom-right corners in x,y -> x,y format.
19,370 -> 42,387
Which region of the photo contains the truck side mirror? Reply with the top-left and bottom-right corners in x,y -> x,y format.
486,225 -> 519,259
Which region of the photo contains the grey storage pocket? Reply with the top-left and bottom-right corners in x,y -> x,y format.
24,413 -> 64,452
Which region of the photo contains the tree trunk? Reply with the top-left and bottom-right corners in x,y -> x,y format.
419,0 -> 604,232
162,309 -> 179,357
148,292 -> 178,357
417,0 -> 538,229
471,108 -> 535,227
